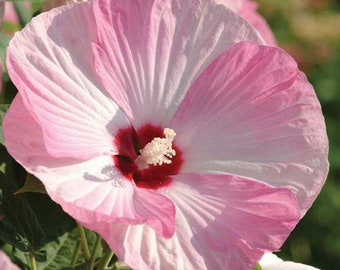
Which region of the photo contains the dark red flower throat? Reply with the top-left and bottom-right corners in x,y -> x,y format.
113,124 -> 183,190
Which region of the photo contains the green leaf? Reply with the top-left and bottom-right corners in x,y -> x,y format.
15,174 -> 46,194
0,221 -> 30,252
14,228 -> 102,270
26,193 -> 76,245
10,191 -> 78,268
1,163 -> 78,267
252,263 -> 263,270
0,104 -> 10,145
15,229 -> 78,270
30,0 -> 47,13
0,171 -> 45,251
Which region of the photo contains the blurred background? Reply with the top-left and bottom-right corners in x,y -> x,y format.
257,0 -> 340,269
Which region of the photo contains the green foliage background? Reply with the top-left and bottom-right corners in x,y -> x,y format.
257,0 -> 340,269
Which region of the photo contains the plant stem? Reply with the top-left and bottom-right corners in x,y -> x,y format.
96,247 -> 114,270
29,252 -> 37,270
111,261 -> 132,270
71,239 -> 82,267
88,234 -> 102,269
77,223 -> 91,261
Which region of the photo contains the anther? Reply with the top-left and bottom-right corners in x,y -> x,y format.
135,128 -> 176,170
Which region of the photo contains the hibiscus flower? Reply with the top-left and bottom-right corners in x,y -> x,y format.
3,0 -> 328,269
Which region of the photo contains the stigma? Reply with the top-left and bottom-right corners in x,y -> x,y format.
135,128 -> 176,170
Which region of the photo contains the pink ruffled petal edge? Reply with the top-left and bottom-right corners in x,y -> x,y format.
83,173 -> 299,270
239,0 -> 277,45
171,41 -> 329,215
3,94 -> 175,238
92,0 -> 264,128
6,2 -> 130,160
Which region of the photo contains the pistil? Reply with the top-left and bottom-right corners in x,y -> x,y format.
135,128 -> 176,170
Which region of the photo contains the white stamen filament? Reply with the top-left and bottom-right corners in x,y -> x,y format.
135,128 -> 176,170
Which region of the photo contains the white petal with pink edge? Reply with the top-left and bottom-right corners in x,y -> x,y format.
92,0 -> 264,128
260,253 -> 320,270
87,173 -> 299,270
53,169 -> 176,238
213,0 -> 243,11
171,41 -> 329,215
6,2 -> 131,160
3,94 -> 175,238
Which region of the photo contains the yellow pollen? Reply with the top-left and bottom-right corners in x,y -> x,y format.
135,128 -> 176,170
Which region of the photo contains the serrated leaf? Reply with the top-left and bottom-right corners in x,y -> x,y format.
15,174 -> 46,194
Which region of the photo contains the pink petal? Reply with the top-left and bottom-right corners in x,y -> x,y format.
3,95 -> 175,237
171,41 -> 328,215
260,253 -> 320,270
4,2 -> 19,24
0,251 -> 20,270
214,0 -> 276,45
92,0 -> 264,128
3,95 -> 69,168
58,174 -> 176,238
6,2 -> 130,160
51,164 -> 175,237
90,173 -> 299,270
239,0 -> 277,45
